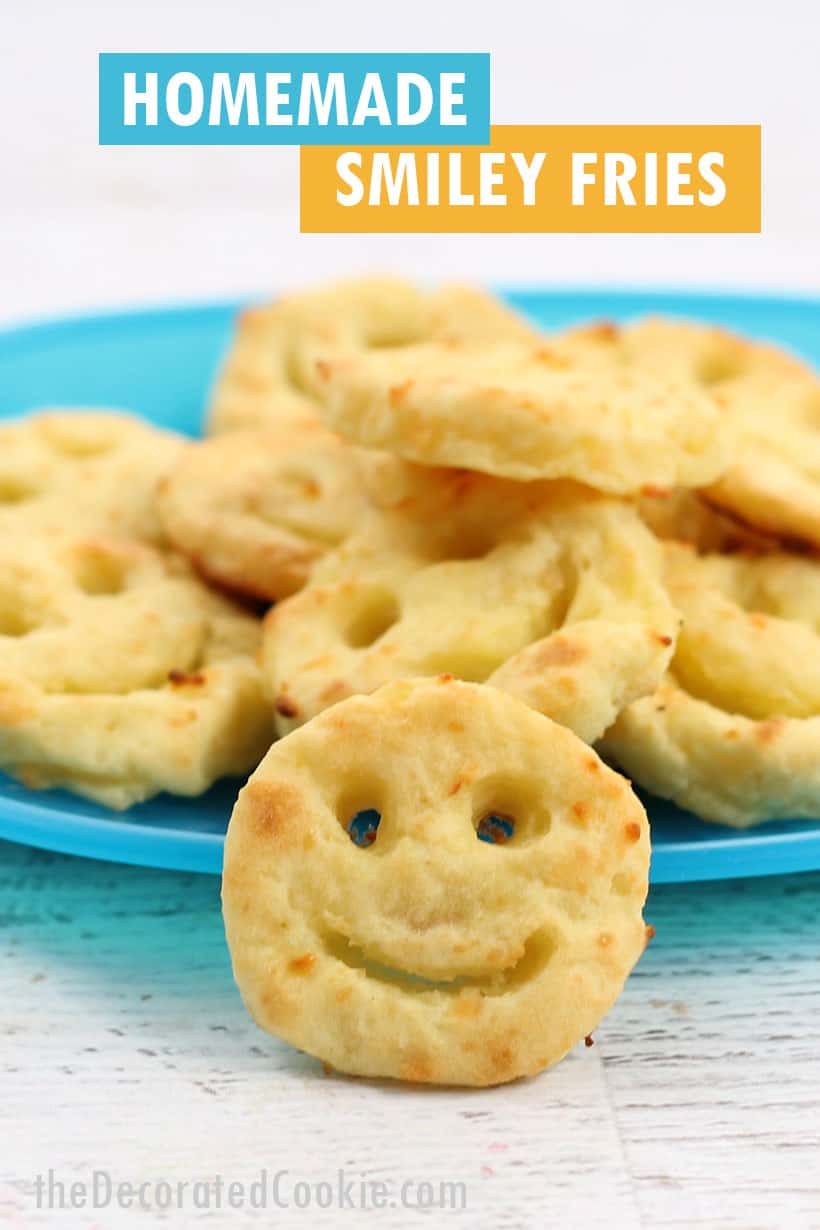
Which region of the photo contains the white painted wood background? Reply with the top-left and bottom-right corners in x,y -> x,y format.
1,2 -> 820,1226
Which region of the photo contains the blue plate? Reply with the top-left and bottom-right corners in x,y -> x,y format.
1,288 -> 819,883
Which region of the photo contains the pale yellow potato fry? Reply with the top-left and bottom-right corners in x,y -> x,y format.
223,676 -> 650,1086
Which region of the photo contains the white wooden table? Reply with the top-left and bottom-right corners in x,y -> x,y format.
1,838 -> 818,1229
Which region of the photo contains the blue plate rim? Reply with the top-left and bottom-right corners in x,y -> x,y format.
3,792 -> 820,882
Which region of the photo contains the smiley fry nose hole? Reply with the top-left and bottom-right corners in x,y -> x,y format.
346,808 -> 381,847
475,812 -> 516,844
344,590 -> 400,649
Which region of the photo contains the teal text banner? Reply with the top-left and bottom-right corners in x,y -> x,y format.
99,53 -> 491,145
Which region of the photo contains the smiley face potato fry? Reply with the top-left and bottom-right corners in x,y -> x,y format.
0,409 -> 184,545
264,471 -> 678,744
568,315 -> 820,546
0,533 -> 272,809
311,331 -> 728,492
601,542 -> 820,827
208,277 -> 539,435
222,677 -> 651,1087
158,422 -> 374,602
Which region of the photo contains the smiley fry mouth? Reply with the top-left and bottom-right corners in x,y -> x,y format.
322,928 -> 557,995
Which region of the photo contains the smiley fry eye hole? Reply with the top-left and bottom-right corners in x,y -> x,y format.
346,808 -> 381,847
0,475 -> 40,504
344,590 -> 400,649
696,346 -> 747,387
471,777 -> 550,846
475,812 -> 516,844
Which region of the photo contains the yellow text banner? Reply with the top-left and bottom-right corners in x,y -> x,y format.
300,124 -> 761,233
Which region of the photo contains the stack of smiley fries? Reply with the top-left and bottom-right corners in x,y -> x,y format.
3,276 -> 815,828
